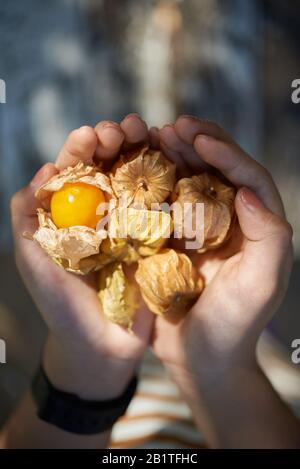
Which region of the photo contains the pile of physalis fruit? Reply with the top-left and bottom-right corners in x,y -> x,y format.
29,145 -> 236,331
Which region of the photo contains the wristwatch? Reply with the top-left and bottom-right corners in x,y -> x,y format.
31,365 -> 138,435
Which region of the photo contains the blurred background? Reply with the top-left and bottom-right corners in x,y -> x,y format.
0,0 -> 300,447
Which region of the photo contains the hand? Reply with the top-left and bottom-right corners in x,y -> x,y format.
152,115 -> 293,391
11,114 -> 154,400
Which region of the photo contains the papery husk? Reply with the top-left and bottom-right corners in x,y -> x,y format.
172,173 -> 235,252
29,209 -> 108,274
101,237 -> 140,264
98,262 -> 139,330
101,207 -> 173,264
28,162 -> 114,274
110,146 -> 176,209
35,161 -> 113,206
135,249 -> 203,316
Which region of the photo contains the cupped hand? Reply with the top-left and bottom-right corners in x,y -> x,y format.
11,114 -> 154,400
152,116 -> 293,383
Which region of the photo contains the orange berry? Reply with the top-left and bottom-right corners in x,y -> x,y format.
50,182 -> 106,229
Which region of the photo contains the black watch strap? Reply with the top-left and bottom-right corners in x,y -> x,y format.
31,366 -> 138,435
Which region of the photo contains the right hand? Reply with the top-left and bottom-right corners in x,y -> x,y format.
152,116 -> 293,390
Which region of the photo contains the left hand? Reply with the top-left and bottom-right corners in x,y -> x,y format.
11,114 -> 154,401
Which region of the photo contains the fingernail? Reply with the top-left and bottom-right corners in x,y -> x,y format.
194,134 -> 213,145
179,114 -> 200,122
239,187 -> 264,212
78,125 -> 92,132
124,113 -> 140,119
102,121 -> 119,129
162,123 -> 174,130
77,126 -> 97,145
101,126 -> 124,136
99,129 -> 125,150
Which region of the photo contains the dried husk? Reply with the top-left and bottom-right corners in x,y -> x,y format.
110,146 -> 176,209
27,152 -> 237,327
35,161 -> 113,206
135,249 -> 203,316
98,262 -> 139,330
29,209 -> 109,274
27,162 -> 114,274
101,207 -> 173,264
172,173 -> 235,252
101,237 -> 140,264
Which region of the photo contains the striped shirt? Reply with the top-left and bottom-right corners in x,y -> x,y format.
109,332 -> 300,449
110,348 -> 205,449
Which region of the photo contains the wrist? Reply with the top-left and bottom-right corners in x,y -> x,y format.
43,334 -> 139,401
191,355 -> 258,388
164,354 -> 259,405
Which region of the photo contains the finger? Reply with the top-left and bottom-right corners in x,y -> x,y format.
149,126 -> 160,150
160,142 -> 190,178
157,126 -> 190,177
94,121 -> 125,160
120,113 -> 149,148
11,163 -> 58,234
194,134 -> 285,217
174,115 -> 231,144
159,123 -> 208,172
235,187 -> 293,304
56,126 -> 98,170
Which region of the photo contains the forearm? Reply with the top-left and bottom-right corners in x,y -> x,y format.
168,361 -> 300,448
0,393 -> 110,449
0,334 -> 138,449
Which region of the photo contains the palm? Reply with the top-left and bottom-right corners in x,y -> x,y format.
18,202 -> 153,364
152,121 -> 247,366
151,222 -> 243,365
152,115 -> 290,370
23,116 -> 156,362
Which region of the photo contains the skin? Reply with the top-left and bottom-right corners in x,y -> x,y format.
153,116 -> 300,447
2,114 -> 153,448
1,114 -> 300,448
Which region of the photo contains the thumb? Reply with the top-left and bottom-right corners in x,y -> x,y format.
235,187 -> 293,300
11,163 -> 58,234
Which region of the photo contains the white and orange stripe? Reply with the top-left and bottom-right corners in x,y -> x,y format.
109,349 -> 205,449
110,333 -> 300,449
